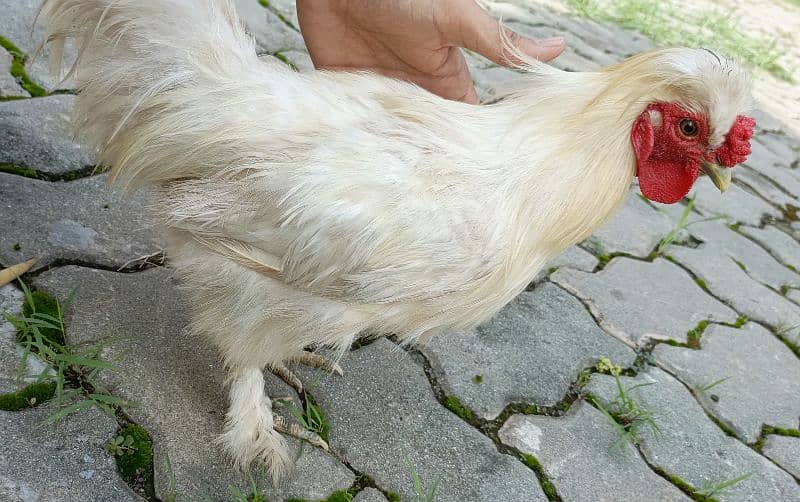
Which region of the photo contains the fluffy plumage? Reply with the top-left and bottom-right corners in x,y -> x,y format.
38,0 -> 753,480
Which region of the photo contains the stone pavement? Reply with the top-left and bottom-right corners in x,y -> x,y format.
1,0 -> 799,500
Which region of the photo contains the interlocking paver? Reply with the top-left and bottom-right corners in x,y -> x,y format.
0,173 -> 162,271
588,368 -> 800,501
0,48 -> 26,97
423,282 -> 635,419
762,435 -> 800,479
654,323 -> 800,443
499,403 -> 690,501
585,193 -> 673,257
552,257 -> 738,345
0,95 -> 93,174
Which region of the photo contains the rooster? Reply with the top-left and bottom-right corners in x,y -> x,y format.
38,0 -> 755,481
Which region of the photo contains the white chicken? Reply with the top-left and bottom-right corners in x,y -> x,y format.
39,0 -> 755,481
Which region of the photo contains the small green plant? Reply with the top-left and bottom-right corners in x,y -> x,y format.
595,356 -> 622,376
406,457 -> 440,502
591,371 -> 661,450
472,374 -> 483,384
686,320 -> 709,349
106,433 -> 137,457
696,472 -> 752,498
228,474 -> 267,502
696,377 -> 730,393
280,394 -> 329,441
5,281 -> 134,424
654,198 -> 724,256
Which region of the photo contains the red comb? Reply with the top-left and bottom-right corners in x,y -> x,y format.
715,115 -> 756,167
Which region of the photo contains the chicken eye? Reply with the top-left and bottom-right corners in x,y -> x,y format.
679,118 -> 699,138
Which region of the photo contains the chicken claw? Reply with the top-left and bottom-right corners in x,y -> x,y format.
289,351 -> 343,376
272,413 -> 329,451
269,352 -> 343,395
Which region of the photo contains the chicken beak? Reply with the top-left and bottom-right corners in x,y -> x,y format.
701,161 -> 732,193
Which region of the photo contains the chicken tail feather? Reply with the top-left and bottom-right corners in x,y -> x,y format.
37,0 -> 262,188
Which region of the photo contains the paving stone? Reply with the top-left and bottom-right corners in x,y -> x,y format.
423,283 -> 635,419
736,166 -> 797,208
33,266 -> 353,501
680,220 -> 800,291
0,284 -> 25,394
0,95 -> 92,174
498,403 -> 690,501
0,0 -> 76,90
747,143 -> 800,199
546,245 -> 598,273
585,192 -> 673,257
0,173 -> 162,271
688,182 -> 781,226
234,0 -> 306,55
353,487 -> 387,502
306,338 -> 548,502
264,0 -> 301,29
552,257 -> 737,345
756,133 -> 798,167
740,224 -> 800,272
669,244 -> 800,328
762,435 -> 800,479
1,406 -> 141,501
654,323 -> 800,443
0,48 -> 26,97
788,289 -> 800,304
471,65 -> 523,102
587,368 -> 800,501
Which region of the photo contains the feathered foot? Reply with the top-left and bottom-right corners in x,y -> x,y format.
269,351 -> 343,396
219,367 -> 293,483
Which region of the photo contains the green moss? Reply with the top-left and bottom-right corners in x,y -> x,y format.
0,35 -> 47,97
12,242 -> 21,251
472,374 -> 483,384
733,315 -> 748,328
0,163 -> 38,179
385,492 -> 401,502
651,466 -> 711,501
783,204 -> 799,222
728,222 -> 741,232
113,424 -> 154,485
764,426 -> 800,437
443,395 -> 474,422
20,290 -> 66,347
733,259 -> 747,272
521,454 -> 560,501
596,254 -> 612,267
686,321 -> 709,349
0,381 -> 56,411
321,489 -> 357,502
787,264 -> 798,273
694,277 -> 709,292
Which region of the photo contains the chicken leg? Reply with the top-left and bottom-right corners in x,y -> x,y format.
269,350 -> 343,396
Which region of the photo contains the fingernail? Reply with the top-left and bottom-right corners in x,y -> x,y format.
538,36 -> 565,47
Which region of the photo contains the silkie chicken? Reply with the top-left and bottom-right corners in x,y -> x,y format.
39,0 -> 755,481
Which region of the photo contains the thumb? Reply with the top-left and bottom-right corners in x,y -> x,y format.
454,4 -> 565,66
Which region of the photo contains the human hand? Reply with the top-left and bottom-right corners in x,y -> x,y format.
296,0 -> 565,104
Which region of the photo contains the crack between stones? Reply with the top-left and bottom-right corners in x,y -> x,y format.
0,163 -> 107,182
16,254 -> 166,282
